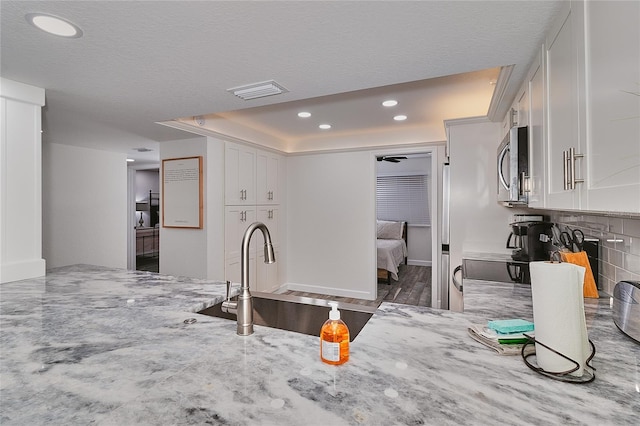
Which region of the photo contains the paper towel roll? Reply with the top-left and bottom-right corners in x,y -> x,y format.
529,261 -> 590,377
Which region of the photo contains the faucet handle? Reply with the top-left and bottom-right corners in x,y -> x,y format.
225,280 -> 232,301
222,281 -> 238,315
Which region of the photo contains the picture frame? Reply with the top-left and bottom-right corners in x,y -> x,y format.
162,156 -> 203,229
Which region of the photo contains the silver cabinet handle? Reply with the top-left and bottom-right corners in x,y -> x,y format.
569,147 -> 584,189
563,150 -> 569,190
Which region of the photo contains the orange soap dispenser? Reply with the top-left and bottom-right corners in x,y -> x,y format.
320,302 -> 350,365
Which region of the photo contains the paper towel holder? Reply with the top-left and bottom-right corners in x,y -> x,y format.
521,334 -> 596,383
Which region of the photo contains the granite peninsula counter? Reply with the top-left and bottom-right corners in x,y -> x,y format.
1,265 -> 638,425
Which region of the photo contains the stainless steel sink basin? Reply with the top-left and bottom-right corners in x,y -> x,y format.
198,291 -> 376,341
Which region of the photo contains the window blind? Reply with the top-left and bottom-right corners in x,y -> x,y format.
376,174 -> 430,225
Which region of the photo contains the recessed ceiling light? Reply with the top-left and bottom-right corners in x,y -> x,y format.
382,100 -> 398,107
319,124 -> 331,130
25,13 -> 83,38
298,112 -> 311,118
126,158 -> 135,162
393,115 -> 407,121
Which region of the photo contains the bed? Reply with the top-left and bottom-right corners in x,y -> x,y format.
377,220 -> 408,284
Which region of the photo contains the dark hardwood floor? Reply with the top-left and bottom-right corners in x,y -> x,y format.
283,265 -> 431,309
136,256 -> 159,273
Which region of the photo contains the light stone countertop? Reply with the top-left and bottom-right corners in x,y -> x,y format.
1,265 -> 638,425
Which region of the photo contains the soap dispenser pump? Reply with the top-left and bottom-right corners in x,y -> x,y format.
320,302 -> 350,365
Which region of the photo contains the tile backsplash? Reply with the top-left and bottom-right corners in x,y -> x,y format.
535,210 -> 640,295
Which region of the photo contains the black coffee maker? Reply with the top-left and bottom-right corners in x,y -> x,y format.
506,221 -> 554,261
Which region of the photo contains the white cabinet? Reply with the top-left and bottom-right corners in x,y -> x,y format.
225,142 -> 256,205
225,206 -> 257,259
544,0 -> 585,210
256,249 -> 279,293
581,0 -> 640,212
256,150 -> 281,205
224,142 -> 284,291
256,206 -> 280,247
540,0 -> 640,213
526,46 -> 546,208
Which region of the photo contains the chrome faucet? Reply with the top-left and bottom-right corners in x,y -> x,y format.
221,222 -> 275,336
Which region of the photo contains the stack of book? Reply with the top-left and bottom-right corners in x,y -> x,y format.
468,319 -> 535,355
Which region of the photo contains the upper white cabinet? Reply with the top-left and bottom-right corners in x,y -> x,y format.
256,150 -> 281,205
540,0 -> 639,213
544,0 -> 584,210
581,0 -> 640,212
526,46 -> 546,209
225,142 -> 256,205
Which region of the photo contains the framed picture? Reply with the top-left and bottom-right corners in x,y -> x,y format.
162,156 -> 203,228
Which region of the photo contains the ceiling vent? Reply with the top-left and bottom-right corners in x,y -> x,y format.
133,147 -> 153,152
227,80 -> 289,100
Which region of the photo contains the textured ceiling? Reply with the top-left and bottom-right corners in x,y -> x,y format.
0,1 -> 562,164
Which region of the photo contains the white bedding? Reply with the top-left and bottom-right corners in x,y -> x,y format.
377,238 -> 407,281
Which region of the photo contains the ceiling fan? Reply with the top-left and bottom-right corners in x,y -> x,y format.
377,155 -> 407,163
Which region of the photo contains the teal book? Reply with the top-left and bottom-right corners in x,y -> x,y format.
487,319 -> 534,334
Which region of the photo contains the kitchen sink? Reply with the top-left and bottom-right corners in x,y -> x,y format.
198,291 -> 376,341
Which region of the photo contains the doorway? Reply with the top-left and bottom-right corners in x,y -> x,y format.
374,147 -> 441,308
127,166 -> 161,272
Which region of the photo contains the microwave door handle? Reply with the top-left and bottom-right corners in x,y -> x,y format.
498,144 -> 510,191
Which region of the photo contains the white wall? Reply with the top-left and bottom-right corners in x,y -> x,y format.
159,136 -> 225,280
0,78 -> 46,282
42,143 -> 127,269
286,150 -> 377,299
447,119 -> 524,311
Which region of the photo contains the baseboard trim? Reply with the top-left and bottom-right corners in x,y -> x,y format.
407,260 -> 431,267
0,259 -> 46,283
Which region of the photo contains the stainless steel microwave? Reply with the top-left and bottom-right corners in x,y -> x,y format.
497,126 -> 528,206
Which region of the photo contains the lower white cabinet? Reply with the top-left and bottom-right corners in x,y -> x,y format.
224,205 -> 281,292
256,250 -> 280,293
225,250 -> 279,293
225,206 -> 256,259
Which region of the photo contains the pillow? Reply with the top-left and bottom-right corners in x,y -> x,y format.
377,220 -> 403,240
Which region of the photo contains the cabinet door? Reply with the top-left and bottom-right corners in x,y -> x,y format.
582,0 -> 640,213
225,142 -> 256,205
516,87 -> 529,128
544,1 -> 583,209
527,47 -> 546,208
225,254 -> 257,287
225,206 -> 257,259
256,150 -> 281,205
256,206 -> 279,248
256,249 -> 279,293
